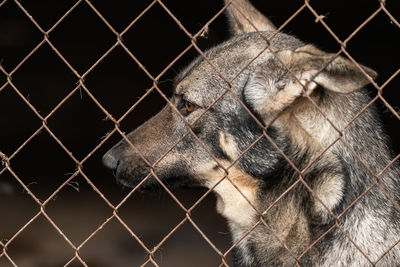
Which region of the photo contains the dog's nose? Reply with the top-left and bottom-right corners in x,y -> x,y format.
102,152 -> 119,171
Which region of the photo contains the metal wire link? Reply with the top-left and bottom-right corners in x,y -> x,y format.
0,0 -> 399,266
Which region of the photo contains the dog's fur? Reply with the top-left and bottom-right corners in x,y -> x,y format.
103,0 -> 400,265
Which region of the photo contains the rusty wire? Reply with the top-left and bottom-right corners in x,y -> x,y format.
0,0 -> 399,266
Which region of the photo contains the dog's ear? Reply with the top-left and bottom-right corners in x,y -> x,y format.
244,44 -> 377,123
224,0 -> 276,34
291,45 -> 377,94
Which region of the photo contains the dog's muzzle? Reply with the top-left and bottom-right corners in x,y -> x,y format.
102,152 -> 119,171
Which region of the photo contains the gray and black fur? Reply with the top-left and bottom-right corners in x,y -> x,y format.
103,0 -> 400,265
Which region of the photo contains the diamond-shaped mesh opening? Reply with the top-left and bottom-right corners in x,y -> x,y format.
0,171 -> 39,240
153,221 -> 232,267
306,0 -> 381,40
345,11 -> 400,82
84,45 -> 154,119
117,189 -> 186,249
45,174 -> 113,245
88,0 -> 156,33
281,7 -> 341,52
122,3 -> 192,76
0,0 -> 42,71
46,87 -> 114,161
189,189 -> 232,248
332,186 -> 400,263
9,131 -> 76,200
339,104 -> 394,169
159,0 -> 229,37
15,0 -> 81,31
79,218 -> 149,267
377,89 -> 400,153
6,215 -> 75,266
0,85 -> 42,156
11,43 -> 77,116
80,135 -> 128,205
382,123 -> 400,155
50,2 -> 115,74
116,89 -> 167,154
154,46 -> 208,98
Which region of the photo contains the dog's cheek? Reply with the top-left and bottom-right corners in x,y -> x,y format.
153,150 -> 209,188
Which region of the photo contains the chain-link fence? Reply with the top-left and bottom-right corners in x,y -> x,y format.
1,0 -> 399,266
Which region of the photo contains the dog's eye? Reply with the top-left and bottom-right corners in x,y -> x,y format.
179,100 -> 197,115
185,101 -> 196,113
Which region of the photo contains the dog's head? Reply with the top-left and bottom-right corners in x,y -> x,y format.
103,0 -> 376,212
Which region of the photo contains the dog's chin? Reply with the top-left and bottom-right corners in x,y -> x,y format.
116,173 -> 163,192
116,170 -> 201,193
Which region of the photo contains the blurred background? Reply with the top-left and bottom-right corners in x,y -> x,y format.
0,0 -> 399,266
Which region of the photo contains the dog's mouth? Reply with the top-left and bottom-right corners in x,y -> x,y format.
102,151 -> 158,191
115,171 -> 165,192
103,149 -> 201,192
113,165 -> 202,193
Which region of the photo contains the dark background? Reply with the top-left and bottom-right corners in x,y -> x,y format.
0,0 -> 399,266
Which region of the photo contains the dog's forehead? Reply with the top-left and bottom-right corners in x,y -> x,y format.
175,32 -> 304,106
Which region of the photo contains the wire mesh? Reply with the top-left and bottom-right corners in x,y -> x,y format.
0,0 -> 399,266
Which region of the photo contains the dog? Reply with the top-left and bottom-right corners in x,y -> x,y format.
103,0 -> 400,265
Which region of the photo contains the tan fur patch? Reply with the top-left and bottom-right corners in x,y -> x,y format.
262,80 -> 303,117
219,131 -> 239,160
313,173 -> 344,221
277,105 -> 323,153
198,161 -> 260,227
280,94 -> 341,151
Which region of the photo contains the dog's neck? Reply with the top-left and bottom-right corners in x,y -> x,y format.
222,149 -> 344,266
